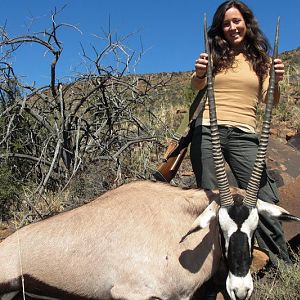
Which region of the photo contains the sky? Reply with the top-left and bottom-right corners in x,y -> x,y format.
0,0 -> 299,87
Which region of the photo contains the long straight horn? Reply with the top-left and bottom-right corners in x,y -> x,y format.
204,14 -> 233,207
244,17 -> 280,208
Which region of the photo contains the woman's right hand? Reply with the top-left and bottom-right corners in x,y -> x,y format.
195,53 -> 208,79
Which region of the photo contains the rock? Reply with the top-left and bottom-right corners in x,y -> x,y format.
251,246 -> 269,273
288,234 -> 300,255
269,128 -> 279,136
287,133 -> 300,150
267,136 -> 300,186
279,175 -> 300,241
286,130 -> 297,141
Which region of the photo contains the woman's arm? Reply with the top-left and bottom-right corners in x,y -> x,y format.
263,58 -> 285,105
191,72 -> 207,90
191,53 -> 208,91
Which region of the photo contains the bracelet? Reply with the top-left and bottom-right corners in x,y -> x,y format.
195,73 -> 206,80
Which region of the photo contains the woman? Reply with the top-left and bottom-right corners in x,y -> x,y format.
190,0 -> 290,265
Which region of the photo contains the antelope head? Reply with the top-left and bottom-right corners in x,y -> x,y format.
183,16 -> 300,300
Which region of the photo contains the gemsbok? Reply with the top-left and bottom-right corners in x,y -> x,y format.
0,16 -> 299,300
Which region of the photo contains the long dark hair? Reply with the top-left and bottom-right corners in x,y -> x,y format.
208,0 -> 270,79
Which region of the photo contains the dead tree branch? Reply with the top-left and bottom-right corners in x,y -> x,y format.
0,8 -> 172,198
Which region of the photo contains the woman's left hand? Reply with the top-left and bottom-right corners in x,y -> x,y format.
274,58 -> 284,83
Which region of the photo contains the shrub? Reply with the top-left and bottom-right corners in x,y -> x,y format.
0,163 -> 21,220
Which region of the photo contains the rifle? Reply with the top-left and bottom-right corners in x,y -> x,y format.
153,15 -> 209,183
153,83 -> 207,183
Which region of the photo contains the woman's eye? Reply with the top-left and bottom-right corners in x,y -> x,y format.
223,19 -> 241,27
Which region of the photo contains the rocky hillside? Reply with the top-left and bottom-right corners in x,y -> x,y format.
145,47 -> 300,140
152,47 -> 300,104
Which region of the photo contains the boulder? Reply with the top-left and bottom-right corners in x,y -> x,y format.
279,175 -> 300,241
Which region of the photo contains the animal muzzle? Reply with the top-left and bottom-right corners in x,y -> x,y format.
226,271 -> 253,300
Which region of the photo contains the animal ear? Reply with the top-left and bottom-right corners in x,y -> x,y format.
257,199 -> 300,222
180,200 -> 219,243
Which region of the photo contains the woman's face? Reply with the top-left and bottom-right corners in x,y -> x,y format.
222,7 -> 247,48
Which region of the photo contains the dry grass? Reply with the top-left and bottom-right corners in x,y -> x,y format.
253,254 -> 300,300
7,187 -> 71,229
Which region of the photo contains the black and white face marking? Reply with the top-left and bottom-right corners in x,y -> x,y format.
183,192 -> 300,299
218,195 -> 259,300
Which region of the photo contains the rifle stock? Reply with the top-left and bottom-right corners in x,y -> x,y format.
153,142 -> 188,182
153,15 -> 209,183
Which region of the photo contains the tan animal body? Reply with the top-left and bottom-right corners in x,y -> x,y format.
2,16 -> 299,300
0,181 -> 223,300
